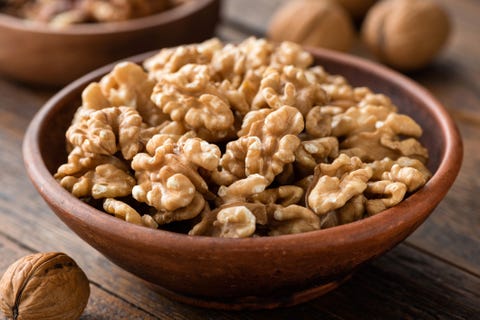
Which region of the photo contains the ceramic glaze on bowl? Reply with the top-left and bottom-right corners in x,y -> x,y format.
23,47 -> 462,310
0,0 -> 219,87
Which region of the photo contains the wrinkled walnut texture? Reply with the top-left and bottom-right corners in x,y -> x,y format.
267,0 -> 355,52
362,0 -> 450,71
55,37 -> 431,237
1,0 -> 176,26
0,252 -> 90,320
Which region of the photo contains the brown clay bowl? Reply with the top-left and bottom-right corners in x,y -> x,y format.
23,47 -> 462,310
0,0 -> 219,87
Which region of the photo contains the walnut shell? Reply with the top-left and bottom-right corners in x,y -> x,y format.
267,0 -> 355,52
333,0 -> 378,20
361,0 -> 450,71
0,252 -> 90,320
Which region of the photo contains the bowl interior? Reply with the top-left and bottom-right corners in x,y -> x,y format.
38,50 -> 448,178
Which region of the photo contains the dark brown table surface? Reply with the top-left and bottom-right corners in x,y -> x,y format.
1,0 -> 479,319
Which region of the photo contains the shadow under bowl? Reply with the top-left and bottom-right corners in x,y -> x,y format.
23,47 -> 463,310
0,0 -> 220,87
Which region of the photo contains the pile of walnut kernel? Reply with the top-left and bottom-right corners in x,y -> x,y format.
54,38 -> 431,238
0,0 -> 175,26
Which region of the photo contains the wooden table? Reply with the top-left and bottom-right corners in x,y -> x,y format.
1,0 -> 479,318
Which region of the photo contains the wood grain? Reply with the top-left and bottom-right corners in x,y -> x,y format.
1,0 -> 479,318
407,121 -> 480,276
0,235 -> 157,320
2,64 -> 479,318
2,66 -> 479,319
2,214 -> 479,320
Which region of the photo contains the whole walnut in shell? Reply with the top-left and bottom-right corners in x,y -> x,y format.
334,0 -> 377,20
0,252 -> 90,320
361,0 -> 450,71
268,0 -> 355,52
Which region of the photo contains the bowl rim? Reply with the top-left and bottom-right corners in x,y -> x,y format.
23,46 -> 463,251
0,0 -> 216,35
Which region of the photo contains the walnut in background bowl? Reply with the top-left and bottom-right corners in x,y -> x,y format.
1,0 -> 175,27
0,0 -> 220,86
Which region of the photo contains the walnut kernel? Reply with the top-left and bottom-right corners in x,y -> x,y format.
55,37 -> 432,237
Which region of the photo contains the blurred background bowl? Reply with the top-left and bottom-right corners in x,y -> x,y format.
0,0 -> 220,87
23,47 -> 462,310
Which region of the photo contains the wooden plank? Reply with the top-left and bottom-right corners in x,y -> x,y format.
406,121 -> 480,277
0,235 -> 157,320
82,286 -> 158,320
0,77 -> 49,119
215,24 -> 250,42
2,221 -> 479,319
222,0 -> 284,35
314,243 -> 480,319
0,1 -> 479,316
1,94 -> 480,317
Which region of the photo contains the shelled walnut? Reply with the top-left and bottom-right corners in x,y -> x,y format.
0,252 -> 90,320
55,37 -> 431,237
0,0 -> 176,26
